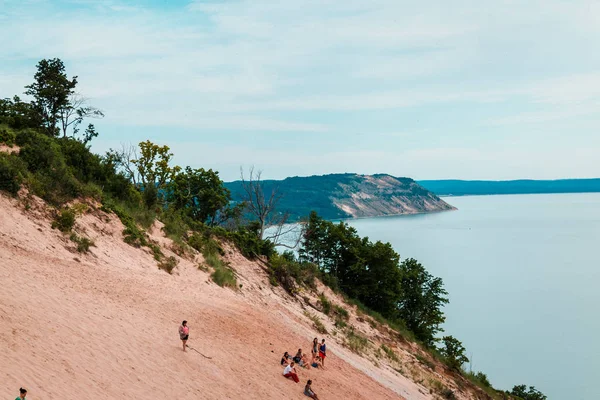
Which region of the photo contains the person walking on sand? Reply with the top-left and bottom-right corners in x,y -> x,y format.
179,320 -> 189,352
304,380 -> 320,399
311,337 -> 318,362
319,339 -> 327,367
283,361 -> 300,383
16,388 -> 27,400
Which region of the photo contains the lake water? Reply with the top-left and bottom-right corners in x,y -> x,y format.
347,193 -> 600,400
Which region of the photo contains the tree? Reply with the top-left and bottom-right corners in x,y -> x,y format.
131,140 -> 180,206
509,385 -> 547,400
397,258 -> 449,345
25,58 -> 78,136
239,166 -> 300,247
440,336 -> 469,370
167,166 -> 232,225
0,96 -> 42,129
59,93 -> 104,139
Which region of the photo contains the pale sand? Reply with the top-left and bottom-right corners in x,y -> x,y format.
0,193 -> 431,400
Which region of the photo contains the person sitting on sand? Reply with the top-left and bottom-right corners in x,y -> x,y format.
304,380 -> 319,399
319,339 -> 327,367
281,351 -> 292,365
16,387 -> 27,400
299,353 -> 311,369
311,338 -> 318,362
179,320 -> 189,352
311,355 -> 324,369
294,348 -> 303,363
283,361 -> 300,383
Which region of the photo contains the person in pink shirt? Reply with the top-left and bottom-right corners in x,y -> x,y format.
179,320 -> 189,352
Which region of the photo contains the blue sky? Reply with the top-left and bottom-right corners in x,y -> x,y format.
1,0 -> 600,181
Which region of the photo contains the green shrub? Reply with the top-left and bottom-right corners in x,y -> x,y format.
440,336 -> 469,371
0,126 -> 16,145
0,153 -> 26,195
52,208 -> 76,232
334,317 -> 347,329
319,293 -> 332,315
346,328 -> 369,354
211,262 -> 237,288
158,256 -> 178,274
69,233 -> 94,253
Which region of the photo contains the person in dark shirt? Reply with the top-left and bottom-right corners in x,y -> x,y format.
318,339 -> 327,367
280,351 -> 291,365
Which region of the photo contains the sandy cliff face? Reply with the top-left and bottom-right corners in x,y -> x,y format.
332,174 -> 455,218
0,193 -> 486,400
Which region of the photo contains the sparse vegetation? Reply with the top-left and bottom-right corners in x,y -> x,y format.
158,256 -> 178,274
304,311 -> 328,334
333,304 -> 349,320
69,232 -> 94,253
381,344 -> 400,363
319,293 -> 331,315
346,328 -> 369,354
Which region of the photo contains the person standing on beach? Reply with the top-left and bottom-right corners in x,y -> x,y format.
311,337 -> 318,362
319,339 -> 327,367
16,388 -> 27,400
179,320 -> 189,352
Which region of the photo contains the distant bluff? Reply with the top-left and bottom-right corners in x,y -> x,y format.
225,173 -> 456,221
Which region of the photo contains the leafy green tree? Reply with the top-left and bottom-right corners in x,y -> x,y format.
509,385 -> 547,400
131,140 -> 180,206
0,96 -> 42,129
167,166 -> 231,225
440,336 -> 469,370
25,58 -> 78,136
397,258 -> 449,345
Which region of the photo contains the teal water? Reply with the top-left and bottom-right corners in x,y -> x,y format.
347,193 -> 600,400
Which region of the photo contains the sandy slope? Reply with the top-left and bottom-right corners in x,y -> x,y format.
0,193 -> 430,400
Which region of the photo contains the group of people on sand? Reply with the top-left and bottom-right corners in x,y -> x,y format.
178,320 -> 325,399
280,338 -> 327,399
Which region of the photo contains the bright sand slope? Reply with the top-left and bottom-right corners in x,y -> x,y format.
0,194 -> 431,400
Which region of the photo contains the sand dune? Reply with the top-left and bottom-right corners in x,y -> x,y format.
0,193 -> 431,399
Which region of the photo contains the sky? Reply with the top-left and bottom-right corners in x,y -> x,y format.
1,0 -> 600,181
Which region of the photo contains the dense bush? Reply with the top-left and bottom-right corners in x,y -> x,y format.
158,256 -> 178,274
0,126 -> 16,145
0,153 -> 26,195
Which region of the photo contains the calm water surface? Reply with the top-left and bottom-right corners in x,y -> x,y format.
347,193 -> 600,400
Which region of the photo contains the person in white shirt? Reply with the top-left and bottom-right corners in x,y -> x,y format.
283,361 -> 300,383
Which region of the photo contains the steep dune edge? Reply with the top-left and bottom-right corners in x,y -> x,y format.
0,193 -> 484,400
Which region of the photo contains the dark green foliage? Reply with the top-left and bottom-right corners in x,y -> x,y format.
167,166 -> 231,225
509,385 -> 547,400
25,58 -> 78,136
69,233 -> 94,253
225,224 -> 276,260
187,232 -> 224,256
301,211 -> 448,346
440,336 -> 469,370
0,96 -> 43,130
268,252 -> 319,294
52,208 -> 76,232
0,153 -> 26,195
397,258 -> 449,346
143,183 -> 158,208
158,256 -> 178,274
441,389 -> 457,400
0,125 -> 16,145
